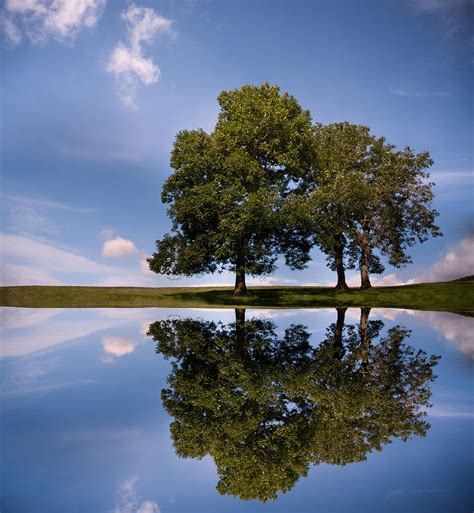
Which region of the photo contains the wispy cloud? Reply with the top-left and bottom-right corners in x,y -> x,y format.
1,0 -> 105,46
431,170 -> 474,184
0,193 -> 94,237
0,233 -> 162,286
0,193 -> 94,213
115,477 -> 160,513
1,234 -> 113,275
411,0 -> 469,12
409,0 -> 474,43
390,87 -> 453,97
106,4 -> 173,108
55,138 -> 142,162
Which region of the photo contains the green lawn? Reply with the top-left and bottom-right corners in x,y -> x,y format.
0,281 -> 473,313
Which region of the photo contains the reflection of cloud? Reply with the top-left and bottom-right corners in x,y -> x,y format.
115,477 -> 160,513
106,4 -> 173,108
102,336 -> 138,358
0,307 -> 59,330
0,309 -> 124,357
358,308 -> 474,357
2,0 -> 105,46
415,311 -> 474,357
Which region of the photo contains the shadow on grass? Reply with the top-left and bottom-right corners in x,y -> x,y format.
170,287 -> 362,308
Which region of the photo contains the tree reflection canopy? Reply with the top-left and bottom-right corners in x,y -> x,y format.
148,309 -> 439,502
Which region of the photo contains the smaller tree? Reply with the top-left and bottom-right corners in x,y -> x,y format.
349,141 -> 442,288
298,122 -> 441,289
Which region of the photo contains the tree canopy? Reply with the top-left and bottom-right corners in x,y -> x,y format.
148,308 -> 439,501
298,122 -> 441,288
149,85 -> 441,291
148,83 -> 314,294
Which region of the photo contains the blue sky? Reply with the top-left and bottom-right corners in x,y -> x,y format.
1,0 -> 473,287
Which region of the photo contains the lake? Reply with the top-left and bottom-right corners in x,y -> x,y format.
1,307 -> 472,513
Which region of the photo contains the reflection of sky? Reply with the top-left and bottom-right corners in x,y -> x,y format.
0,307 -> 472,513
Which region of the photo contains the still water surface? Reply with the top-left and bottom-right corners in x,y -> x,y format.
1,307 -> 472,513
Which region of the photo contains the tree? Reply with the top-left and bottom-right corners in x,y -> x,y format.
350,143 -> 442,288
293,122 -> 441,289
147,309 -> 439,501
148,83 -> 314,294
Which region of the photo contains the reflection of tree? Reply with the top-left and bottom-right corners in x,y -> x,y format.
148,309 -> 439,502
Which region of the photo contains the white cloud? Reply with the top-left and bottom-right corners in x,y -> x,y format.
2,0 -> 105,45
102,236 -> 137,259
106,4 -> 173,108
415,237 -> 474,283
115,477 -> 160,513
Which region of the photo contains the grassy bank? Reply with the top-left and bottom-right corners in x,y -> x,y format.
0,281 -> 473,313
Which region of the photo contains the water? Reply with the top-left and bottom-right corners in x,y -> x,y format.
1,307 -> 472,513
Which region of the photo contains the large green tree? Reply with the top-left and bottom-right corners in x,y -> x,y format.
148,309 -> 439,501
148,83 -> 314,294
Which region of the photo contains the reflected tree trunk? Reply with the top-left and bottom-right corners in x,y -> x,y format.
235,308 -> 247,348
334,307 -> 347,358
359,307 -> 371,373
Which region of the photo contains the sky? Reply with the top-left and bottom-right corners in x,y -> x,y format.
1,0 -> 473,287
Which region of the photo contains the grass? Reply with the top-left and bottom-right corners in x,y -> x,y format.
0,280 -> 473,313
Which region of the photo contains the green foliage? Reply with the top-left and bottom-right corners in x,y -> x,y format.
291,122 -> 441,286
148,83 -> 314,285
148,309 -> 439,502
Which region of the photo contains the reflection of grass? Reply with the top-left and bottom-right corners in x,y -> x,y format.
1,281 -> 473,313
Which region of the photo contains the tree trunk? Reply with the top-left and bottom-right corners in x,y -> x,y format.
234,267 -> 247,295
360,228 -> 372,289
334,238 -> 349,290
234,250 -> 248,295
